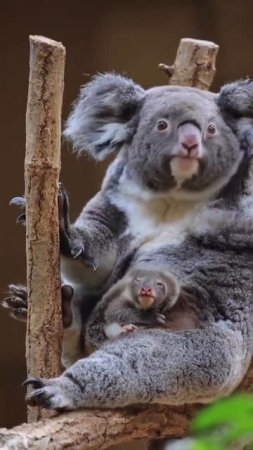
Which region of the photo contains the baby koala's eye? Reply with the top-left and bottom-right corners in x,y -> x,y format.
207,123 -> 217,136
156,119 -> 169,131
134,277 -> 140,283
156,280 -> 164,287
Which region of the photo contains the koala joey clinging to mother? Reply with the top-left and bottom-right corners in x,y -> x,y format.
5,74 -> 253,414
49,76 -> 252,363
85,267 -> 181,349
8,74 -> 251,368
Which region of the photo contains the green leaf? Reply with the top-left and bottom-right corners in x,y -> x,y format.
193,394 -> 253,433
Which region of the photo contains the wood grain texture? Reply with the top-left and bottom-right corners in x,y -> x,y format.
25,35 -> 65,422
159,37 -> 219,89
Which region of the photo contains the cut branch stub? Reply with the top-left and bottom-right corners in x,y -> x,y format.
159,37 -> 219,89
25,35 -> 65,422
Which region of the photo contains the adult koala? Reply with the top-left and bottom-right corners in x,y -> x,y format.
5,75 -> 253,410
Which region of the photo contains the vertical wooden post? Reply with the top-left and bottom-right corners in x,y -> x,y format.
25,36 -> 65,422
159,37 -> 219,89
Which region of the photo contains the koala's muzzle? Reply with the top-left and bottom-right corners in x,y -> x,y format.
170,122 -> 202,181
177,122 -> 202,158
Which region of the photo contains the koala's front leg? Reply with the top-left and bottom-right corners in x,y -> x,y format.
11,183 -> 127,278
10,184 -> 98,271
24,325 -> 247,411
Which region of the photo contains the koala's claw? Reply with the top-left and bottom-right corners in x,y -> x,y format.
2,284 -> 28,322
71,246 -> 85,260
71,246 -> 99,271
23,376 -> 45,389
24,377 -> 73,410
155,312 -> 167,325
58,182 -> 70,234
86,256 -> 100,271
9,196 -> 26,225
9,196 -> 26,208
17,213 -> 26,225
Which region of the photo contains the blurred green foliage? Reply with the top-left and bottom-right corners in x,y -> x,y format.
190,394 -> 253,450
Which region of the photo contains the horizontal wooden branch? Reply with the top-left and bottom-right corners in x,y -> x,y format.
0,367 -> 253,450
0,367 -> 252,450
0,404 -> 197,449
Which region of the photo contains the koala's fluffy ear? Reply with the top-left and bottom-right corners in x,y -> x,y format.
63,73 -> 145,160
217,80 -> 253,117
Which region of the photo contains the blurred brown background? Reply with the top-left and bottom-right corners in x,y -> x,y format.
0,0 -> 253,439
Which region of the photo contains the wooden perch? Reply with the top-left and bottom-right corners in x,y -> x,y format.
0,365 -> 252,450
1,37 -> 253,449
25,35 -> 65,422
159,37 -> 219,89
0,405 -> 198,449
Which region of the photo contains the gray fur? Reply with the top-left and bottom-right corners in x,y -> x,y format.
7,75 -> 253,410
86,268 -> 180,350
218,79 -> 253,117
63,73 -> 144,160
25,195 -> 253,410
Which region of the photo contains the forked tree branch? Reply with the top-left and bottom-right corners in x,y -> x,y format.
159,37 -> 219,89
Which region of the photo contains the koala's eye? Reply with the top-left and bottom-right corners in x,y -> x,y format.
156,119 -> 169,131
156,280 -> 164,287
134,277 -> 140,283
207,123 -> 217,136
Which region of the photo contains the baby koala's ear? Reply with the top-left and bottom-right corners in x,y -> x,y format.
217,79 -> 253,117
63,73 -> 145,160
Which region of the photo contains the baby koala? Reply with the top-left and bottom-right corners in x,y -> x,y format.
86,267 -> 181,348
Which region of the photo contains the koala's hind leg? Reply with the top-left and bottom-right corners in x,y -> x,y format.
23,325 -> 248,411
2,284 -> 74,325
2,284 -> 28,321
1,283 -> 84,368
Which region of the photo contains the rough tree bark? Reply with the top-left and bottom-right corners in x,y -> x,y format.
25,35 -> 65,422
159,37 -> 219,89
0,37 -> 252,449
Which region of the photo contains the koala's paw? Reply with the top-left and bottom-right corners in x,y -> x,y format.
2,284 -> 75,328
2,284 -> 28,321
9,196 -> 26,225
23,377 -> 73,411
121,324 -> 139,333
59,183 -> 99,271
155,312 -> 167,325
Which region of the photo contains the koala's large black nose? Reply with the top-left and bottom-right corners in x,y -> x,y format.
177,122 -> 202,158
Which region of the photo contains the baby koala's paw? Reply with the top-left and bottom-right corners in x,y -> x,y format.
104,322 -> 139,340
120,324 -> 139,333
23,377 -> 74,411
155,312 -> 167,325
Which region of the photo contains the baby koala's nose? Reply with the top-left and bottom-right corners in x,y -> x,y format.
141,287 -> 152,296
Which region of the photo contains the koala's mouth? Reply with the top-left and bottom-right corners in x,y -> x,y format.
137,295 -> 155,309
170,156 -> 199,181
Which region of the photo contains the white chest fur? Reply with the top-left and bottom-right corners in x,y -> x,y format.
110,182 -> 204,251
